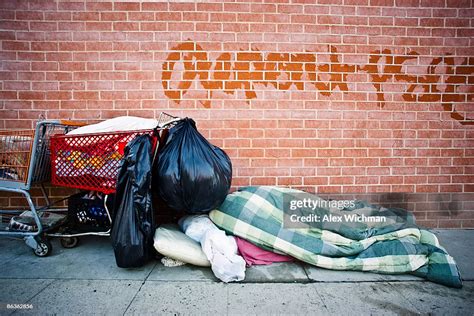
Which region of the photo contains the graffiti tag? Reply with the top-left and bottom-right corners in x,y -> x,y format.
162,42 -> 473,125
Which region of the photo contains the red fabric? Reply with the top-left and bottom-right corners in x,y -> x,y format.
235,237 -> 293,267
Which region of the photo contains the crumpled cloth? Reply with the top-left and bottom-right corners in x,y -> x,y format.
179,215 -> 246,283
161,257 -> 187,267
235,237 -> 293,267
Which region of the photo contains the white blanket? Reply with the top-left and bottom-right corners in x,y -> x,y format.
67,116 -> 158,135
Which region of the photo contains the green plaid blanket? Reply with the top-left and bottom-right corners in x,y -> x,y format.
209,186 -> 462,288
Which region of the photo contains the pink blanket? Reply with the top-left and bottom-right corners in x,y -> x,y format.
235,237 -> 293,267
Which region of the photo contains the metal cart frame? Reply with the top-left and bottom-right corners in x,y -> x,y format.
0,114 -> 181,256
0,120 -> 82,256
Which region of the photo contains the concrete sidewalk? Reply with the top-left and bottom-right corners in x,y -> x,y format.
0,229 -> 472,315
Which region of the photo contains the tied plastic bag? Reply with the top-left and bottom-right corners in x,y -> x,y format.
111,135 -> 154,268
179,215 -> 246,283
155,118 -> 232,214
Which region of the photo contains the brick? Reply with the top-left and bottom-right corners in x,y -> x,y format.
465,185 -> 474,192
250,159 -> 276,168
2,41 -> 29,51
343,16 -> 368,25
251,4 -> 277,13
318,0 -> 344,4
330,158 -> 354,166
276,139 -> 303,148
73,91 -> 98,100
169,2 -> 195,11
85,2 -> 111,11
317,186 -> 343,194
315,167 -> 340,176
0,0 -> 28,10
416,185 -> 440,193
277,177 -> 302,186
141,2 -> 167,10
395,0 -> 420,6
114,22 -> 139,31
330,176 -> 354,185
196,2 -> 222,11
114,2 -> 140,11
56,42 -> 83,51
0,20 -> 29,30
366,185 -> 391,193
182,12 -> 209,21
437,220 -> 462,228
380,176 -> 404,184
355,176 -> 379,184
304,177 -> 329,185
4,101 -> 30,110
83,21 -> 111,30
19,91 -> 44,100
70,12 -> 98,21
4,120 -> 32,129
224,3 -> 250,12
277,159 -> 303,167
291,167 -> 315,177
31,42 -> 58,51
0,30 -> 15,41
251,177 -> 277,186
392,167 -> 416,175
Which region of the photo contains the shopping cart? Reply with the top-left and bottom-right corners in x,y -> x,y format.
47,112 -> 181,249
0,120 -> 84,256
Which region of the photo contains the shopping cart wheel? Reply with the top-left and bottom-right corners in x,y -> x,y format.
60,237 -> 79,249
33,238 -> 52,257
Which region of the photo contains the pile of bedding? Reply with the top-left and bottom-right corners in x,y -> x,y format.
209,186 -> 462,288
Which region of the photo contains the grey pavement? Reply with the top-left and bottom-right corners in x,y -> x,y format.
0,229 -> 472,315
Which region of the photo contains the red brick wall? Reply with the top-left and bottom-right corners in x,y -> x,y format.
1,0 -> 473,228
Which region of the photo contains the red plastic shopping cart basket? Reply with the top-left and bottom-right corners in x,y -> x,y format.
50,129 -> 157,194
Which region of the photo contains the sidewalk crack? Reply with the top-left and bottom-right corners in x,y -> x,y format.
11,279 -> 56,316
386,281 -> 423,314
310,282 -> 330,313
122,261 -> 157,316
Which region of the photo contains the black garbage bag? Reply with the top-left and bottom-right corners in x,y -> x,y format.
111,134 -> 154,268
155,118 -> 232,214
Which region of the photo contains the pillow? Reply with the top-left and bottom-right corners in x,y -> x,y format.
153,224 -> 210,267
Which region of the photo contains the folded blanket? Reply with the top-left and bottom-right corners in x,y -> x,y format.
209,186 -> 462,288
235,236 -> 293,266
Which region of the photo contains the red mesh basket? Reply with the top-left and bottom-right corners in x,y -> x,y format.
50,129 -> 157,194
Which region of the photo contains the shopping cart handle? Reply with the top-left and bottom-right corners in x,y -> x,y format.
60,120 -> 88,127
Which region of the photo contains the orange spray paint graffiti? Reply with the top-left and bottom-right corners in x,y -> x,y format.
162,42 -> 474,125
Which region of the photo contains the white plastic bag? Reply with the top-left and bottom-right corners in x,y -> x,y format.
179,215 -> 246,283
